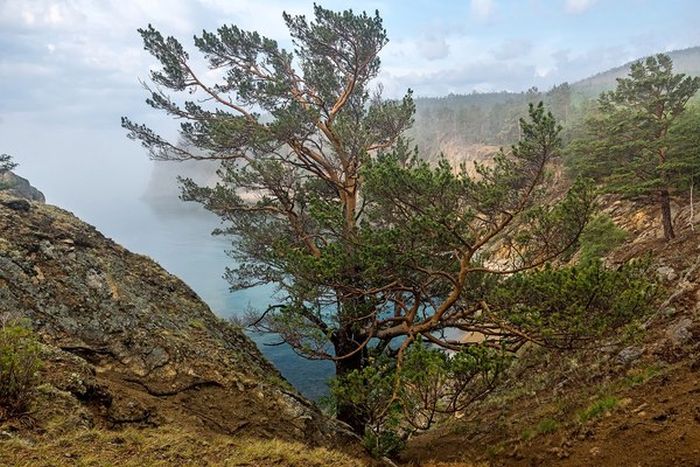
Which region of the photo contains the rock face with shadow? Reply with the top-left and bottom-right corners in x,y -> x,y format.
0,171 -> 45,202
0,191 -> 360,456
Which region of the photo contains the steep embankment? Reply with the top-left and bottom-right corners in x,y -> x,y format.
401,198 -> 700,466
0,191 -> 364,465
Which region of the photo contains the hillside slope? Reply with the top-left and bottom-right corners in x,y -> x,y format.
400,198 -> 700,466
0,192 -> 365,465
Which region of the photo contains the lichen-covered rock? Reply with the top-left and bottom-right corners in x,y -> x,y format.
1,198 -> 31,212
666,317 -> 694,346
656,265 -> 679,282
0,192 -> 357,450
615,346 -> 643,365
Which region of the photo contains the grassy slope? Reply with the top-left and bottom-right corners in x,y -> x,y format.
1,425 -> 364,467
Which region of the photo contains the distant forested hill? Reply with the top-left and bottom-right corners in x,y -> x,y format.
409,83 -> 573,160
145,46 -> 700,202
572,46 -> 700,98
408,46 -> 700,162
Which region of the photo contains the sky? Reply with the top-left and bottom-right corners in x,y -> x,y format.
0,0 -> 699,223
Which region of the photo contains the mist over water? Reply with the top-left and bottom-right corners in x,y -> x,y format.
3,123 -> 332,400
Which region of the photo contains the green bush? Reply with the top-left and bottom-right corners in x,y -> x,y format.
492,258 -> 656,346
578,214 -> 627,261
362,427 -> 405,459
0,318 -> 42,419
329,343 -> 510,458
0,153 -> 18,172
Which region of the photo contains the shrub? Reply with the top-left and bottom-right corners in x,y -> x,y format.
578,214 -> 627,261
329,343 -> 511,458
362,427 -> 405,459
493,258 -> 657,346
0,153 -> 18,191
0,153 -> 18,172
0,317 -> 42,419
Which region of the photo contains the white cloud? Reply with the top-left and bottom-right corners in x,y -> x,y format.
0,0 -> 195,34
0,0 -> 201,86
0,61 -> 54,78
417,34 -> 450,61
196,0 -> 308,37
565,0 -> 598,14
492,38 -> 533,61
470,0 -> 494,20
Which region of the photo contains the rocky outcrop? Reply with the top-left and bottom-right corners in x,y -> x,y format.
0,171 -> 45,202
0,192 -> 358,452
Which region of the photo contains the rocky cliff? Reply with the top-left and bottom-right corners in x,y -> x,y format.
0,192 -> 364,465
0,171 -> 45,203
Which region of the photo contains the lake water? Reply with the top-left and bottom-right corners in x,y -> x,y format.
74,196 -> 334,401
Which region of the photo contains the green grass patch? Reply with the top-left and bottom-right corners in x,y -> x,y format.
522,418 -> 559,440
486,441 -> 507,457
536,418 -> 559,434
521,427 -> 535,441
622,366 -> 661,387
577,396 -> 619,423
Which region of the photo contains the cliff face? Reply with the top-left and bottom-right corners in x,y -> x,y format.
0,192 -> 362,463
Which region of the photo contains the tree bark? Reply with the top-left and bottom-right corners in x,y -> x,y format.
333,327 -> 367,434
660,188 -> 675,240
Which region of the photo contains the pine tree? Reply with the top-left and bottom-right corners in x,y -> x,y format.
124,7 -> 593,433
667,103 -> 700,230
0,154 -> 17,173
0,154 -> 18,192
568,54 -> 700,240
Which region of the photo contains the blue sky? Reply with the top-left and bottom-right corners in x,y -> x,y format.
0,0 -> 698,216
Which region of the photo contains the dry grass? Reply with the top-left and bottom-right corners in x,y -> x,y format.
0,425 -> 366,466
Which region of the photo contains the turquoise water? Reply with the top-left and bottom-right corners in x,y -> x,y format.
76,198 -> 334,400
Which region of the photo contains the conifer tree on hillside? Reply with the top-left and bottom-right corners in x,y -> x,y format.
0,154 -> 18,192
0,154 -> 17,173
123,7 -> 596,433
568,54 -> 700,240
667,104 -> 700,230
